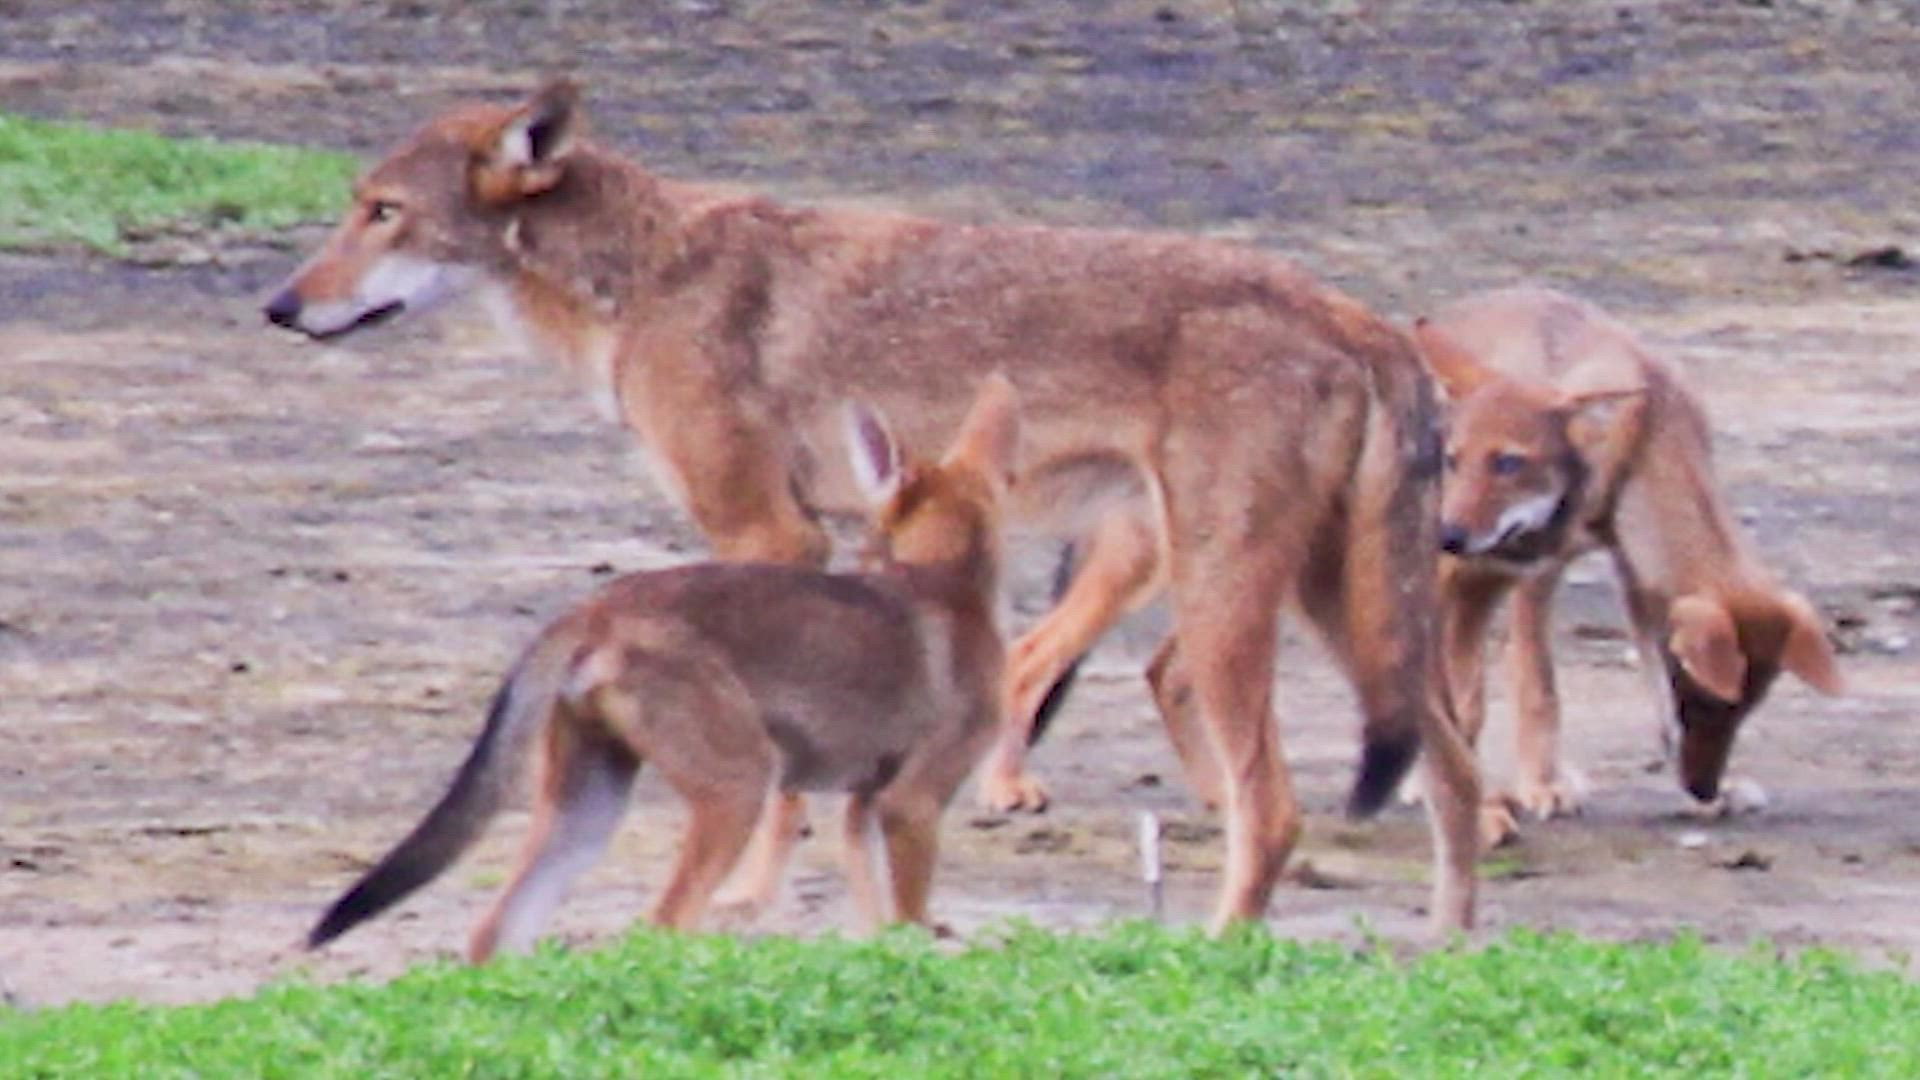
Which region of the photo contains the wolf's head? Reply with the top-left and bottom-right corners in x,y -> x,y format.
1414,316 -> 1638,566
263,80 -> 591,339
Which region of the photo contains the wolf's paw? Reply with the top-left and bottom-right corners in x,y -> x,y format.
1688,776 -> 1769,819
977,768 -> 1050,813
1479,796 -> 1522,852
1510,767 -> 1590,821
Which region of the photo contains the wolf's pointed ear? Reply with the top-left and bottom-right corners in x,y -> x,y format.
1669,594 -> 1747,703
1558,385 -> 1646,460
943,372 -> 1021,492
1559,385 -> 1645,418
476,79 -> 581,203
1412,317 -> 1495,401
1778,591 -> 1845,695
843,400 -> 902,507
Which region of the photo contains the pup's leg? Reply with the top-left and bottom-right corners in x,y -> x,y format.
1614,554 -> 1684,770
1398,565 -> 1507,812
840,793 -> 893,930
1631,616 -> 1681,769
652,409 -> 834,905
610,664 -> 777,932
1443,567 -> 1510,749
468,715 -> 638,962
873,711 -> 999,931
876,789 -> 943,928
713,789 -> 806,918
648,789 -> 768,931
1508,564 -> 1588,820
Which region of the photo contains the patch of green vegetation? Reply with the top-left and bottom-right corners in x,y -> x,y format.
3,925 -> 1915,1078
0,112 -> 355,256
1478,851 -> 1535,880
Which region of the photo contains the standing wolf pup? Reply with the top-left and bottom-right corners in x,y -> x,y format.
266,79 -> 1481,934
1414,287 -> 1841,839
308,376 -> 1019,960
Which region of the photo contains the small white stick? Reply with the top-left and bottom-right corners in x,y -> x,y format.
1138,810 -> 1163,920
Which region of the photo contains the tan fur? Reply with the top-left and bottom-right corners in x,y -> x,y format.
307,378 -> 1019,960
1415,287 -> 1843,840
270,81 -> 1481,934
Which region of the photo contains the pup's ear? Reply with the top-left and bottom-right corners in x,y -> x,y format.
943,372 -> 1021,493
474,79 -> 581,204
843,399 -> 902,507
1559,385 -> 1645,420
1412,317 -> 1497,401
1557,385 -> 1646,462
1668,594 -> 1747,703
1777,591 -> 1845,695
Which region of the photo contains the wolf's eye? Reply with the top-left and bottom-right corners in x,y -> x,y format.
367,200 -> 401,224
1443,451 -> 1460,473
1489,451 -> 1527,476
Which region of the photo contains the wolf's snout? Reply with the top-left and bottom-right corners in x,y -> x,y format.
1438,522 -> 1470,555
264,289 -> 303,329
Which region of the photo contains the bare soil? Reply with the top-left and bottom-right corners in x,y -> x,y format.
2,0 -> 1917,1006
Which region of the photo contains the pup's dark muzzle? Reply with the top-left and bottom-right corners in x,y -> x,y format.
263,289 -> 303,329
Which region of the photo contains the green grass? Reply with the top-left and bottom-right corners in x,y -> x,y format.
0,112 -> 355,255
3,925 -> 1916,1078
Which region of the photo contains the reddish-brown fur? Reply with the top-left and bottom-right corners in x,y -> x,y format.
269,81 -> 1481,933
306,378 -> 1020,960
1415,287 -> 1842,842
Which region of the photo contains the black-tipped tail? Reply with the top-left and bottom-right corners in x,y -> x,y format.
307,676 -> 525,950
1024,542 -> 1082,748
1345,732 -> 1420,820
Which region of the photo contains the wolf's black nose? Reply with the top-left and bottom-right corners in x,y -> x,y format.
1438,523 -> 1470,555
264,289 -> 303,328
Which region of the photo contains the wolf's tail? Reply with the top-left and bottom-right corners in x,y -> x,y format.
306,632 -> 574,949
1342,328 -> 1448,819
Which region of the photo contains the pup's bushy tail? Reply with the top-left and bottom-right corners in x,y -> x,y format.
306,636 -> 571,949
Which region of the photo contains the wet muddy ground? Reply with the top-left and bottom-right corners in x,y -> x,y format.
2,1 -> 1917,1005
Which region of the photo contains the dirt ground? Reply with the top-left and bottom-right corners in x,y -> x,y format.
2,1 -> 1918,1007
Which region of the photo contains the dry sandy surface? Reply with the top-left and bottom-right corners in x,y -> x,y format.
2,0 -> 1917,1006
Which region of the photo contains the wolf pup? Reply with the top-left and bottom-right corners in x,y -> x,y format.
1414,287 -> 1841,840
307,376 -> 1019,961
267,80 -> 1481,934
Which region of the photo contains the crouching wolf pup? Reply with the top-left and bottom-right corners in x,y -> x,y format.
1413,288 -> 1842,839
266,79 -> 1481,934
307,377 -> 1020,962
